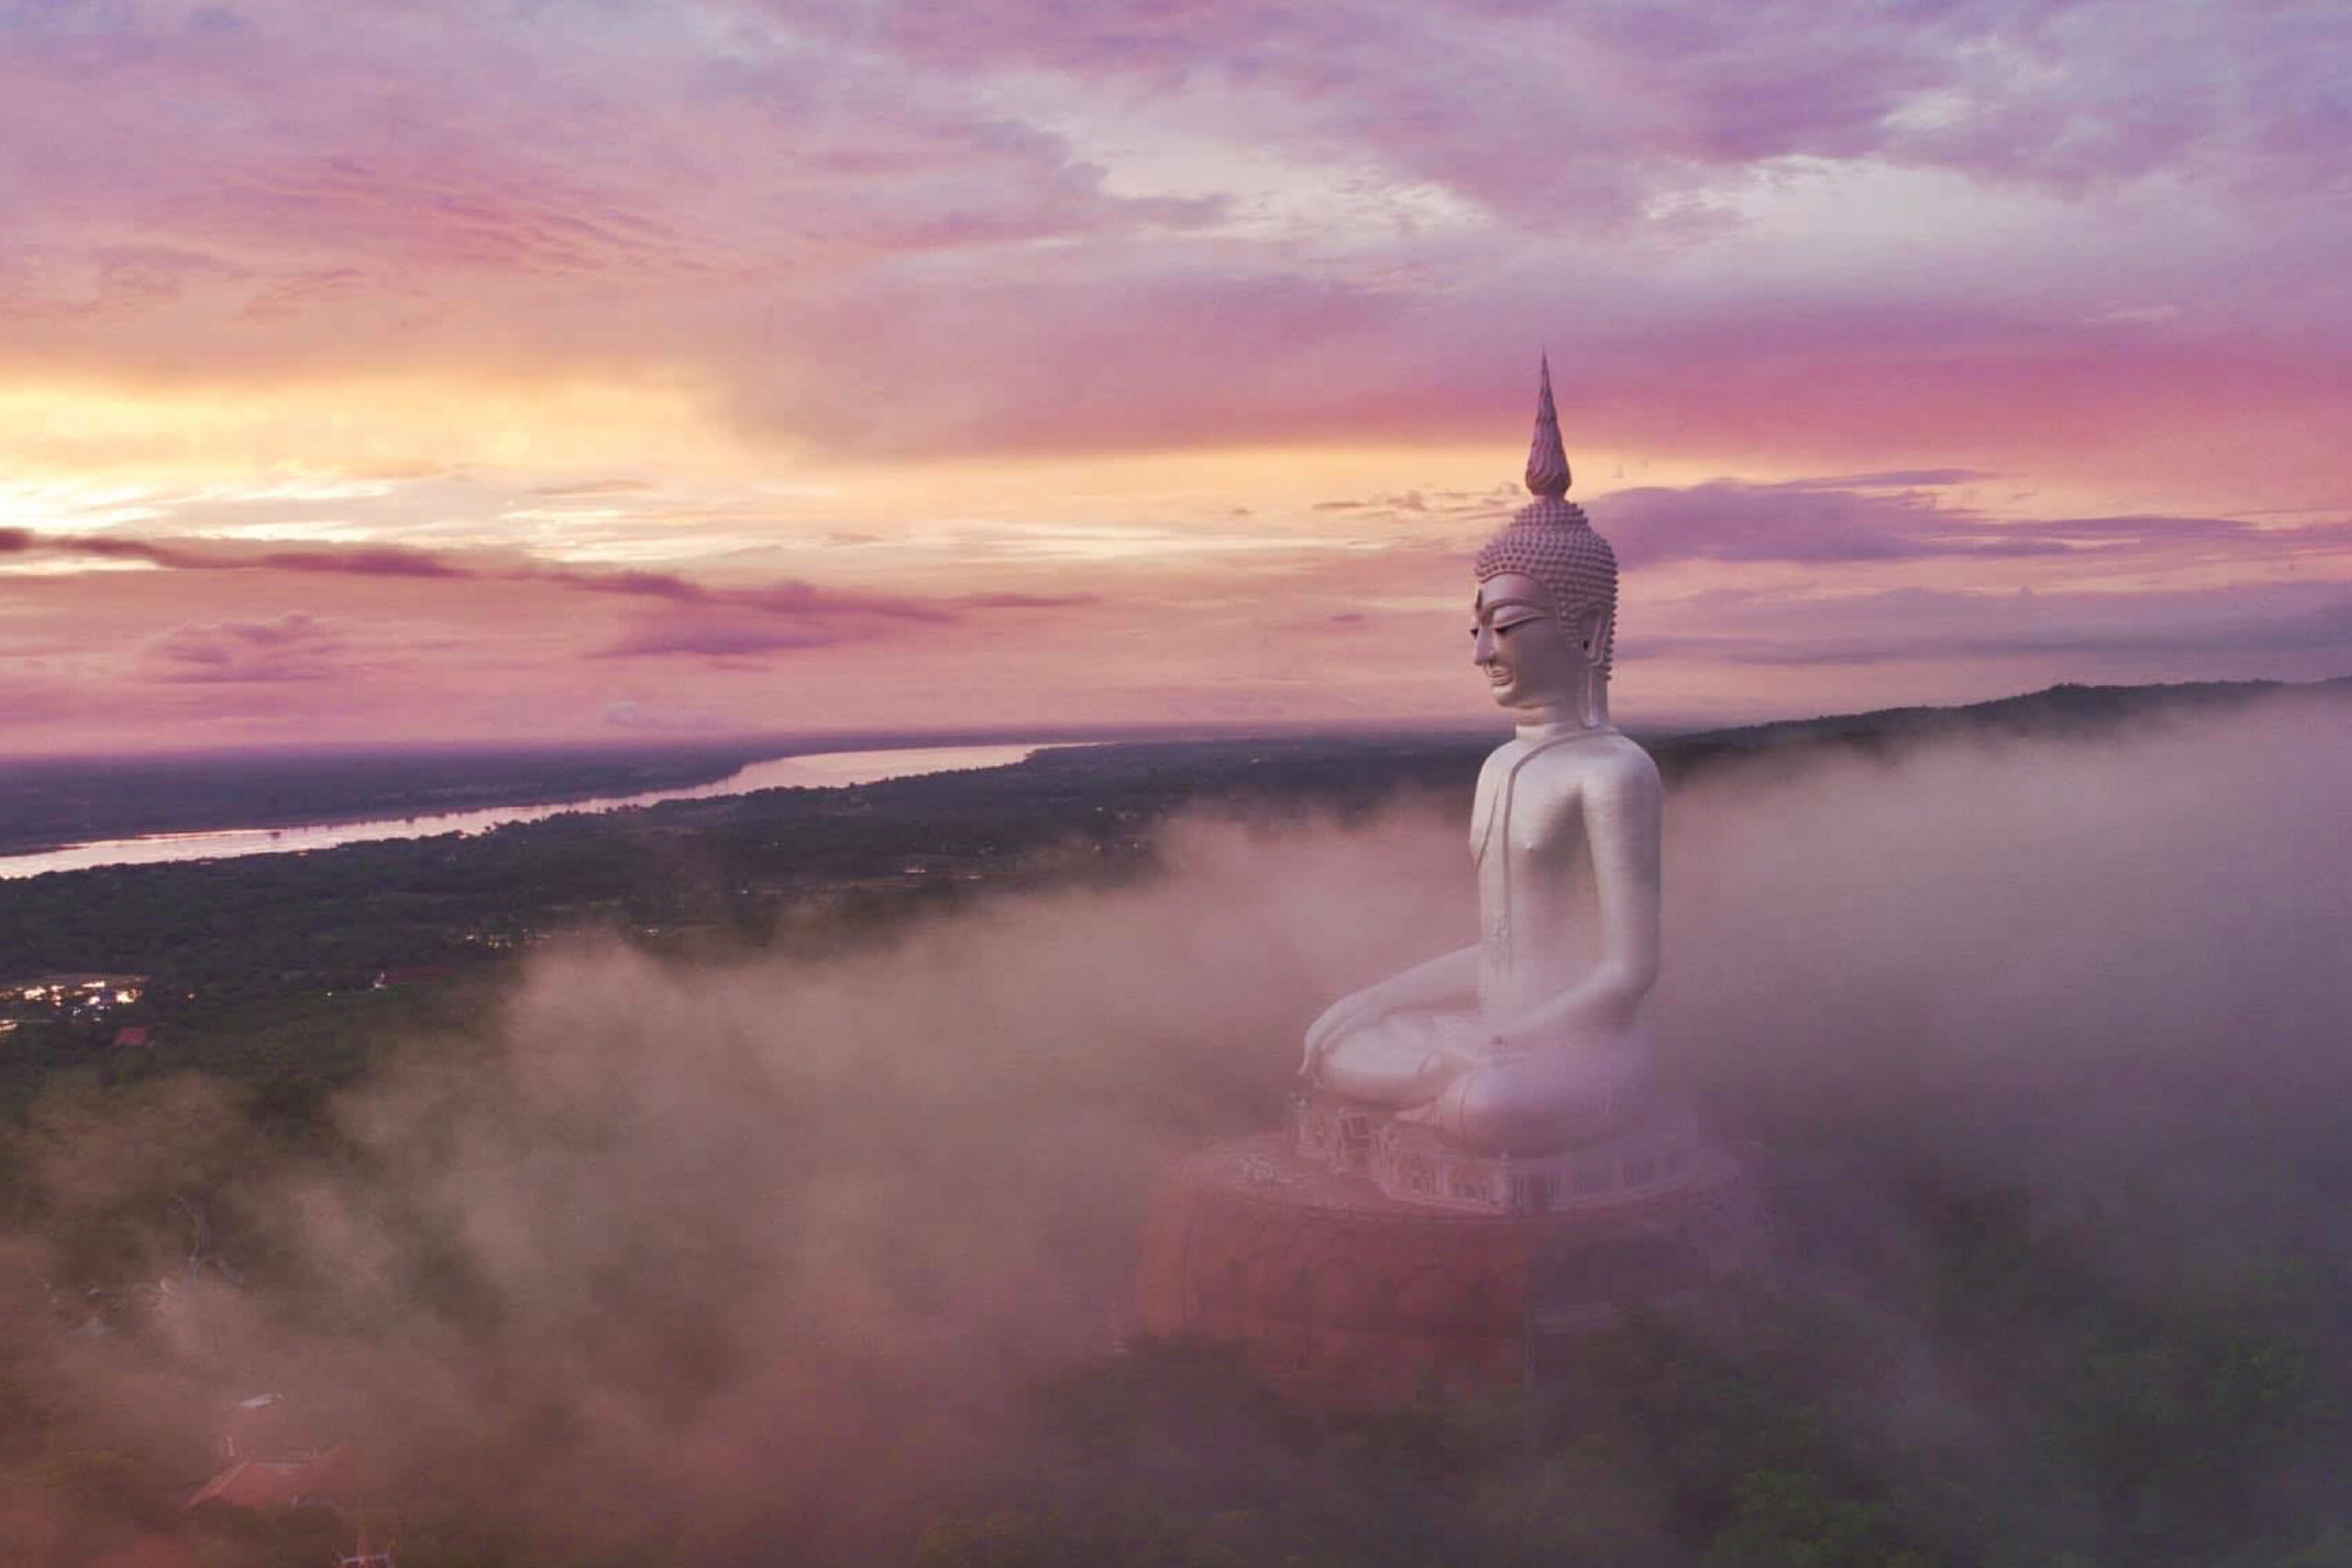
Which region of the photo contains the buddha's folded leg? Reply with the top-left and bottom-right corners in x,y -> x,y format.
1313,1010 -> 1485,1107
1407,1034 -> 1654,1156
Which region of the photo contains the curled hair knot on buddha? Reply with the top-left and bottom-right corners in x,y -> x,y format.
1474,354 -> 1619,674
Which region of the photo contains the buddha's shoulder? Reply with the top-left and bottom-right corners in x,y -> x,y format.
1578,731 -> 1662,791
1481,729 -> 1659,806
1490,729 -> 1656,775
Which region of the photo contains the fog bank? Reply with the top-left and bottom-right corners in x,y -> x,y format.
8,691 -> 2351,1563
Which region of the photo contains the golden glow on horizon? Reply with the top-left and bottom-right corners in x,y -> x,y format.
2,355 -> 2343,761
0,372 -> 738,483
2,367 -> 1759,531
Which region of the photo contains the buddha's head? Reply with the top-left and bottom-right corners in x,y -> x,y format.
1472,356 -> 1617,715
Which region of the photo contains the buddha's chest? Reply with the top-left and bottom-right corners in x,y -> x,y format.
1471,761 -> 1585,871
1472,765 -> 1588,962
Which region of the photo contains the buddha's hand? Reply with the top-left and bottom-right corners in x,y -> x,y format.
1300,990 -> 1384,1077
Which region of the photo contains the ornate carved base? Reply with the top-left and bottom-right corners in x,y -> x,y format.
1131,1105 -> 1766,1406
1293,1092 -> 1702,1214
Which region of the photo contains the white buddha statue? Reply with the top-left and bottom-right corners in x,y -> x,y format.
1301,358 -> 1663,1157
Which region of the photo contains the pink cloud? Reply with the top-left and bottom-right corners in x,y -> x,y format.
599,698 -> 727,732
800,0 -> 2351,209
141,611 -> 350,683
0,0 -> 2340,491
0,495 -> 2345,753
537,567 -> 953,624
956,592 -> 1103,610
5,531 -> 963,625
0,0 -> 2346,750
1594,478 -> 2352,568
254,546 -> 469,578
1634,580 -> 2352,669
594,618 -> 852,660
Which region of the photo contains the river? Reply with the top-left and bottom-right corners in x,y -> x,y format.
0,743 -> 1064,881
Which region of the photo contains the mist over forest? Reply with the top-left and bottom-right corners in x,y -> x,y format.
3,684 -> 2351,1566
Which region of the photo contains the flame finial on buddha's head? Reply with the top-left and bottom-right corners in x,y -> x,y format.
1524,350 -> 1571,500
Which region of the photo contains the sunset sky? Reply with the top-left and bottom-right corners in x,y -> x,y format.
4,0 -> 2347,754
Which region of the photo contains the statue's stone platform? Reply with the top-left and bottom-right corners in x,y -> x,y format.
1294,1092 -> 1701,1213
1131,1102 -> 1766,1405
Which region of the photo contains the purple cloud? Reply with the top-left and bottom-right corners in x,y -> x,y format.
792,0 -> 2351,214
0,0 -> 2340,477
141,612 -> 351,683
599,699 -> 726,732
1593,477 -> 2352,569
956,592 -> 1103,609
530,565 -> 954,624
1599,478 -> 2058,566
594,620 -> 851,659
3,530 -> 967,625
255,547 -> 469,579
1637,581 -> 2352,668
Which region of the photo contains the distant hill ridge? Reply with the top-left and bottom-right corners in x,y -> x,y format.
1,675 -> 2345,862
1657,674 -> 2352,764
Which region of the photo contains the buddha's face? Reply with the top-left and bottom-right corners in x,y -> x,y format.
1473,572 -> 1604,714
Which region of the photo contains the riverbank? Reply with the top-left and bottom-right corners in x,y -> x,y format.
0,743 -> 1064,879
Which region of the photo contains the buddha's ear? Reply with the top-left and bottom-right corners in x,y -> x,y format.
1571,605 -> 1610,660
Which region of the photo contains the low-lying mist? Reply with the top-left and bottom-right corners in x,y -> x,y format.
8,692 -> 2351,1565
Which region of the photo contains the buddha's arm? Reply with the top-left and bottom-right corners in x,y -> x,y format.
1494,753 -> 1661,1049
1301,943 -> 1480,1068
1356,942 -> 1482,1013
